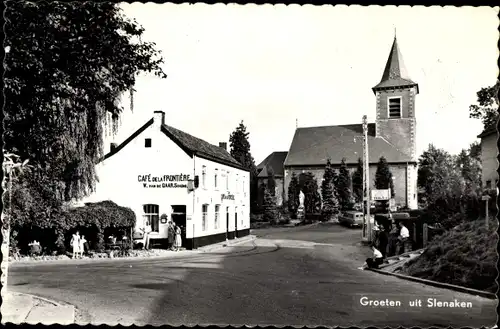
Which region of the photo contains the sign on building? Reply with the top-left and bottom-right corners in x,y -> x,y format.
371,189 -> 391,201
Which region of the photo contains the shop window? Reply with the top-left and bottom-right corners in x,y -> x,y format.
388,97 -> 402,119
214,169 -> 219,190
145,138 -> 152,148
215,204 -> 220,229
202,166 -> 206,189
202,204 -> 208,231
143,204 -> 159,233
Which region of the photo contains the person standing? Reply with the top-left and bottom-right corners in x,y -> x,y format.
71,231 -> 80,259
398,221 -> 410,255
144,221 -> 152,250
168,221 -> 175,250
79,235 -> 87,258
174,225 -> 182,252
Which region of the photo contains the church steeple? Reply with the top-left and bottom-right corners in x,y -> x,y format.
372,36 -> 419,94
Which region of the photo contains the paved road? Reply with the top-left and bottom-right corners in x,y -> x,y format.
9,223 -> 496,327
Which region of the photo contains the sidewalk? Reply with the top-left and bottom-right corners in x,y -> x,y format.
198,234 -> 256,252
1,291 -> 74,325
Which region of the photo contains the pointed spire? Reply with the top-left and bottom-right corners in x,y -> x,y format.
372,36 -> 418,94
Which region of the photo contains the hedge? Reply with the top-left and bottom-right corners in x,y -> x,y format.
11,200 -> 136,255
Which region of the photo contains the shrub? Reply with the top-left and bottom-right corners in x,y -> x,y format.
262,187 -> 279,223
403,219 -> 498,293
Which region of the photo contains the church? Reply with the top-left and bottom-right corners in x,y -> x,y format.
282,36 -> 419,210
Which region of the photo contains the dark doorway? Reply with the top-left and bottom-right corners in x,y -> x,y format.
226,207 -> 230,240
235,209 -> 238,238
171,205 -> 187,248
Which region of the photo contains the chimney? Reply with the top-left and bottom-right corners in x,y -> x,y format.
153,111 -> 165,129
110,143 -> 117,152
219,142 -> 227,151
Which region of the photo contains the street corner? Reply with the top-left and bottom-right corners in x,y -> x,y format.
2,292 -> 75,325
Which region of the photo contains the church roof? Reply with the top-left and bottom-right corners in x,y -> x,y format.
101,118 -> 248,171
372,37 -> 419,94
284,123 -> 415,167
257,151 -> 288,177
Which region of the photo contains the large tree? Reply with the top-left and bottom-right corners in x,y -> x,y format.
321,159 -> 339,220
469,80 -> 500,130
337,158 -> 353,210
262,187 -> 279,223
267,167 -> 276,197
229,121 -> 259,211
352,157 -> 364,203
4,2 -> 167,202
374,156 -> 395,198
287,172 -> 300,218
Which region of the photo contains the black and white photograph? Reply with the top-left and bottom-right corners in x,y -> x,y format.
1,2 -> 498,327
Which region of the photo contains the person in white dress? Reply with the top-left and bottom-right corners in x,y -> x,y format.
71,231 -> 80,259
174,225 -> 182,252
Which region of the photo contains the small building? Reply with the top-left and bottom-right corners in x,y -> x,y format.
477,125 -> 498,190
86,111 -> 250,249
256,151 -> 288,207
283,36 -> 419,210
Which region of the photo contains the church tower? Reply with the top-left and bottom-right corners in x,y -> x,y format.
372,36 -> 418,162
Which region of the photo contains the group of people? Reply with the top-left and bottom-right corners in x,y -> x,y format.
70,231 -> 88,259
142,220 -> 183,251
363,219 -> 411,270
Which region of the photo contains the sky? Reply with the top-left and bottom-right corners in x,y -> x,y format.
111,4 -> 499,165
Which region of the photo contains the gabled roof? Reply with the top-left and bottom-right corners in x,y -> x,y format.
257,151 -> 288,177
477,124 -> 497,139
100,118 -> 248,171
372,37 -> 419,94
284,123 -> 414,167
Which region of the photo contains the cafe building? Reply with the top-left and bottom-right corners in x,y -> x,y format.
85,111 -> 251,249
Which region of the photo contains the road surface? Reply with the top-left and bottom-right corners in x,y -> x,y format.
9,223 -> 496,327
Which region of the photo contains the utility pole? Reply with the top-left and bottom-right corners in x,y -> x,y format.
362,115 -> 372,243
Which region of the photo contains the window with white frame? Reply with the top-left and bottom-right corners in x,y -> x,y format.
143,204 -> 159,233
202,204 -> 208,231
202,166 -> 206,189
215,204 -> 220,229
236,174 -> 239,193
226,171 -> 230,190
388,97 -> 402,119
214,169 -> 219,190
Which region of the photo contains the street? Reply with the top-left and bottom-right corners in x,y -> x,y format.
9,223 -> 496,327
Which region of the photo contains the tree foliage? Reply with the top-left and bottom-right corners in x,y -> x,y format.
267,167 -> 276,196
4,2 -> 167,202
302,172 -> 322,215
287,172 -> 300,218
469,80 -> 500,130
352,157 -> 364,203
321,159 -> 339,220
337,158 -> 353,210
374,156 -> 395,198
229,121 -> 259,211
262,187 -> 279,223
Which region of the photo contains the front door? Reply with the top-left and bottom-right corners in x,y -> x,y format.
226,207 -> 229,240
235,211 -> 238,238
171,205 -> 187,248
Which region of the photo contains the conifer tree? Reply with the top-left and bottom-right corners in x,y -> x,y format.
321,159 -> 339,220
262,186 -> 279,223
303,172 -> 321,216
267,167 -> 276,196
337,158 -> 353,210
287,172 -> 300,218
352,157 -> 364,203
375,156 -> 395,197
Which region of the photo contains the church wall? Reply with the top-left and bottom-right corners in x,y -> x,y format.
377,88 -> 412,119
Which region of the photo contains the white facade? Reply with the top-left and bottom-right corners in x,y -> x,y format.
84,111 -> 250,249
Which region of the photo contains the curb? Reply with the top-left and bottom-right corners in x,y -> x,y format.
16,292 -> 61,307
367,268 -> 497,300
201,235 -> 256,253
